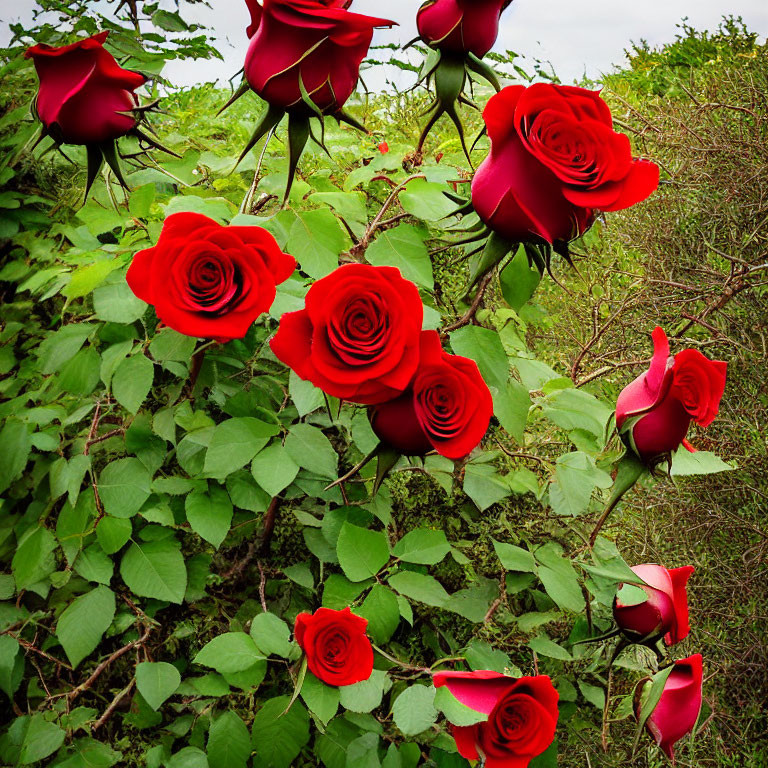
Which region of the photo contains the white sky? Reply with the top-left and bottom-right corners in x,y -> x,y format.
3,0 -> 767,88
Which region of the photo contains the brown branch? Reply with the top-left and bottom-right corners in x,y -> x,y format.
9,633 -> 72,671
185,347 -> 206,396
93,679 -> 135,731
260,497 -> 281,556
441,271 -> 495,336
575,358 -> 650,388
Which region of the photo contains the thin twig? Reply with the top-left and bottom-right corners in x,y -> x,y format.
441,271 -> 495,336
93,679 -> 136,731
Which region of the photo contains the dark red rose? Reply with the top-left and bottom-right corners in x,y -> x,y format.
370,331 -> 493,460
417,0 -> 513,58
641,654 -> 703,760
616,327 -> 727,465
25,31 -> 146,146
126,213 -> 295,342
270,264 -> 423,405
243,0 -> 395,114
613,564 -> 694,645
472,84 -> 659,244
294,607 -> 373,687
434,670 -> 559,768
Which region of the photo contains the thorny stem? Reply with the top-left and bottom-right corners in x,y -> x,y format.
441,270 -> 495,336
589,482 -> 635,548
240,126 -> 276,214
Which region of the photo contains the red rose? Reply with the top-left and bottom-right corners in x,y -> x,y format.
642,654 -> 703,760
613,564 -> 694,645
270,264 -> 423,405
294,607 -> 373,687
616,327 -> 727,465
434,670 -> 559,768
472,84 -> 659,244
25,31 -> 146,146
126,213 -> 295,342
243,0 -> 395,114
370,331 -> 493,459
417,0 -> 513,58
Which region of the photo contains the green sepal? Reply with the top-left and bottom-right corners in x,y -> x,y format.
466,52 -> 502,92
523,243 -> 550,275
336,109 -> 368,135
466,230 -> 515,291
282,655 -> 308,716
234,102 -> 285,170
99,139 -> 129,190
132,127 -> 181,158
284,113 -> 311,205
417,47 -> 442,85
373,447 -> 402,497
217,79 -> 251,116
83,144 -> 105,202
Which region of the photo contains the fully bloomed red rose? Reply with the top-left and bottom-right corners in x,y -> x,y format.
270,264 -> 423,405
642,654 -> 703,760
472,84 -> 659,244
25,31 -> 145,146
434,670 -> 559,768
243,0 -> 395,114
616,327 -> 727,465
417,0 -> 513,58
614,564 -> 694,645
126,213 -> 295,342
294,607 -> 373,687
370,331 -> 493,459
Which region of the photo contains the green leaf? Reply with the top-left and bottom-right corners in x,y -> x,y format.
93,277 -> 147,323
493,380 -> 530,444
339,669 -> 388,714
288,370 -> 325,417
112,354 -> 154,413
251,696 -> 310,768
548,451 -> 612,517
465,639 -> 514,674
136,661 -> 181,710
251,442 -> 299,497
534,542 -> 585,613
250,612 -> 293,658
316,718 -> 361,768
309,191 -> 368,235
64,259 -> 122,300
450,325 -> 509,391
150,328 -> 197,362
336,523 -> 390,582
670,448 -> 735,475
37,323 -> 94,374
300,672 -> 339,724
12,526 -> 56,591
96,517 -> 132,555
204,417 -> 279,479
185,486 -> 233,548
393,528 -> 450,565
285,423 -> 338,480
168,747 -> 209,768
542,388 -> 613,442
434,686 -> 487,726
0,635 -> 23,699
57,586 -> 116,668
634,666 -> 675,751
578,680 -> 606,710
499,245 -> 542,311
120,538 -> 187,603
493,540 -> 537,572
194,632 -> 265,674
99,458 -> 151,519
463,463 -> 510,511
128,183 -> 156,218
388,571 -> 449,608
287,209 -> 348,279
346,733 -> 381,768
74,543 -> 114,584
19,714 -> 65,765
207,710 -> 251,768
528,635 -> 573,661
357,585 -> 400,644
367,224 -> 434,289
399,179 -> 456,221
0,418 -> 31,493
392,685 -> 438,736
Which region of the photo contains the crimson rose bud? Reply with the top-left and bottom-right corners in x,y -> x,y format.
472,84 -> 659,244
243,0 -> 395,114
126,212 -> 296,342
294,607 -> 373,687
616,327 -> 727,464
370,331 -> 493,460
270,264 -> 423,405
642,654 -> 703,760
25,31 -> 146,146
434,670 -> 559,768
614,564 -> 694,645
417,0 -> 513,58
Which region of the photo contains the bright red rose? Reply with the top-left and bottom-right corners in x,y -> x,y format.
25,31 -> 146,146
614,564 -> 694,645
243,0 -> 395,114
616,327 -> 727,465
370,331 -> 493,459
126,213 -> 295,342
417,0 -> 513,58
294,607 -> 373,687
434,670 -> 559,768
472,84 -> 659,244
270,264 -> 423,405
642,654 -> 703,760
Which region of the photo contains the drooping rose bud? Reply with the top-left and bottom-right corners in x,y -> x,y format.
641,655 -> 703,760
243,0 -> 395,115
370,331 -> 493,460
434,670 -> 559,767
616,327 -> 727,466
25,31 -> 146,146
126,213 -> 296,342
613,564 -> 694,645
417,0 -> 513,58
472,83 -> 659,246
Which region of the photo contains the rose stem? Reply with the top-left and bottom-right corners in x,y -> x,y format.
259,497 -> 281,556
589,484 -> 632,548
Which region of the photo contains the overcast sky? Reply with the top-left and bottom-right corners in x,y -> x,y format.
4,0 -> 767,88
